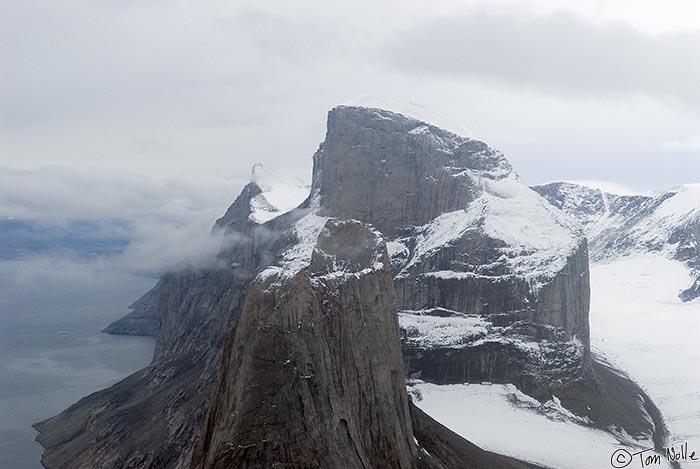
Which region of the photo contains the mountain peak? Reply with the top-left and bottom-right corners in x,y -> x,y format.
339,96 -> 475,137
315,105 -> 513,236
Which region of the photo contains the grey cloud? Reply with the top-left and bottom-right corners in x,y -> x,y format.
1,0 -> 699,195
0,166 -> 243,220
0,1 -> 353,131
0,166 -> 246,275
383,11 -> 700,108
660,135 -> 700,152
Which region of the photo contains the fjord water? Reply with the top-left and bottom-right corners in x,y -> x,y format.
0,260 -> 156,469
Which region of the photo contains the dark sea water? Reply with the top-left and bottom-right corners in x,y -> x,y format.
0,260 -> 156,469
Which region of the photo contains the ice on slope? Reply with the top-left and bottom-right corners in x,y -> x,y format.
399,311 -> 489,348
405,173 -> 582,291
540,181 -> 700,267
257,212 -> 329,282
257,212 -> 387,283
248,163 -> 311,224
593,185 -> 699,263
409,381 -> 669,469
398,308 -> 585,362
653,183 -> 700,219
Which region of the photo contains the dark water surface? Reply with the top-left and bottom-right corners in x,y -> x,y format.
0,260 -> 156,469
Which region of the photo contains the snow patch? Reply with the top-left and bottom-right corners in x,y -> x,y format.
409,381 -> 670,469
562,180 -> 649,196
248,163 -> 310,224
257,212 -> 328,281
399,311 -> 489,348
405,173 -> 581,293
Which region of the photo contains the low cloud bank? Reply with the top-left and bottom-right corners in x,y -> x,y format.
0,166 -> 246,277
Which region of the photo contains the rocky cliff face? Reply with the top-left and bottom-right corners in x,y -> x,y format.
312,107 -> 595,406
533,181 -> 700,301
35,267 -> 242,469
35,106 -> 665,468
313,107 -> 509,236
192,220 -> 419,469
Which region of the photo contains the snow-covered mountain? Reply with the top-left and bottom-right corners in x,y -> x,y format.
212,163 -> 310,229
36,107 -> 671,469
533,181 -> 700,301
245,163 -> 310,224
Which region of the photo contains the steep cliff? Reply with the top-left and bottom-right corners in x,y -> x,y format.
310,108 -> 664,444
192,218 -> 540,469
192,220 -> 418,468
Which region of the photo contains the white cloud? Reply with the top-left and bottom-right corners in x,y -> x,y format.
1,0 -> 700,194
660,135 -> 700,152
0,165 -> 247,275
0,166 -> 243,221
383,11 -> 700,109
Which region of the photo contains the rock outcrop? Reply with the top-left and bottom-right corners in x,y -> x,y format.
192,220 -> 418,468
314,107 -> 591,399
33,183 -> 268,469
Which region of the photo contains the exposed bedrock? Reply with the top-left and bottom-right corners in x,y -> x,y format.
192,219 -> 539,469
394,238 -> 591,346
33,184 -> 279,469
307,107 -> 666,447
192,220 -> 418,469
313,106 -> 510,237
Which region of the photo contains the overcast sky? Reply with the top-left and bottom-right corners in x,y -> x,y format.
2,0 -> 700,199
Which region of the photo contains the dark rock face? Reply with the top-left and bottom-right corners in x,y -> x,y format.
192,218 -> 538,469
534,240 -> 591,345
101,283 -> 161,336
393,236 -> 590,345
311,108 -> 600,417
193,220 -> 418,469
213,182 -> 262,235
314,107 -> 511,237
33,184 -> 268,469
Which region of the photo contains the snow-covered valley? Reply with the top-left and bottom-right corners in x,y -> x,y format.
591,255 -> 700,466
409,380 -> 662,469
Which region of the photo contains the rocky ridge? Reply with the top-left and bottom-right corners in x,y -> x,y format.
533,181 -> 700,301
